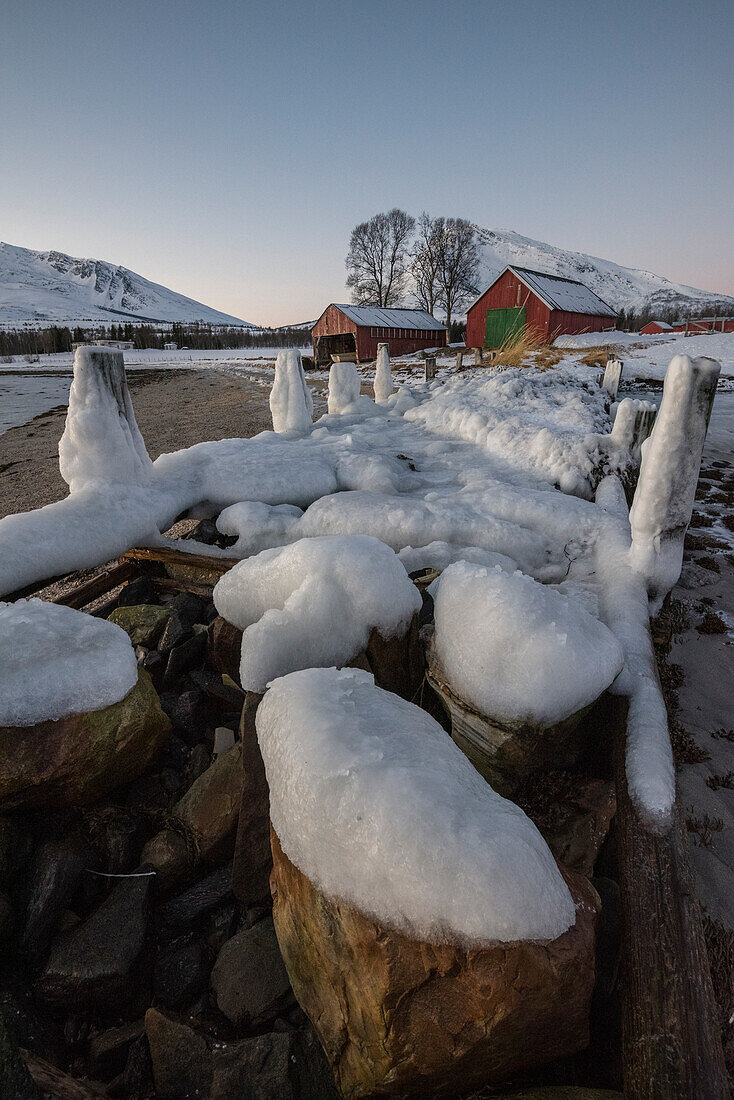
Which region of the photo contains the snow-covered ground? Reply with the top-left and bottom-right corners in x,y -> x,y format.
557,330 -> 734,381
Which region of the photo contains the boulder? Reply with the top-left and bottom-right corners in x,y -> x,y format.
21,830 -> 96,959
0,668 -> 171,811
270,829 -> 599,1099
139,828 -> 194,897
210,916 -> 293,1029
35,873 -> 152,1013
154,935 -> 208,1010
107,604 -> 171,648
156,864 -> 234,939
173,742 -> 243,864
145,1008 -> 337,1100
518,776 -> 617,878
232,692 -> 272,907
207,616 -> 244,687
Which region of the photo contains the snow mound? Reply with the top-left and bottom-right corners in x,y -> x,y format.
0,599 -> 138,727
433,562 -> 624,726
213,535 -> 422,692
258,667 -> 576,945
270,349 -> 313,433
398,541 -> 517,574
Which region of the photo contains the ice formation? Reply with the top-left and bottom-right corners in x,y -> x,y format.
328,361 -> 361,414
58,347 -> 153,491
610,398 -> 657,463
213,535 -> 422,692
397,541 -> 517,575
0,599 -> 138,727
630,355 -> 720,611
433,562 -> 624,726
258,667 -> 576,945
373,343 -> 394,404
269,349 -> 313,433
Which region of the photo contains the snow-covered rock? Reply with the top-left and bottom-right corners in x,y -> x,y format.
0,598 -> 137,727
213,535 -> 421,693
258,666 -> 575,945
433,562 -> 624,728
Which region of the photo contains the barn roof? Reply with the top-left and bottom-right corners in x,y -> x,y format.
645,320 -> 673,330
332,304 -> 445,330
508,267 -> 617,318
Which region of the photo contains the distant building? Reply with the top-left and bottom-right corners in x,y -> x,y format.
465,266 -> 617,349
640,321 -> 674,335
164,342 -> 178,350
670,317 -> 734,335
311,304 -> 446,366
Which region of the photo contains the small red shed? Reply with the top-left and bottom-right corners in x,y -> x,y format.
311,304 -> 446,366
641,321 -> 674,335
465,266 -> 618,349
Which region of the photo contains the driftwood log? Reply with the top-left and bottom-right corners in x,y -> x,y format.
608,696 -> 729,1099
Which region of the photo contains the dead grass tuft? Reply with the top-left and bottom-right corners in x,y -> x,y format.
491,327 -> 559,369
578,345 -> 613,370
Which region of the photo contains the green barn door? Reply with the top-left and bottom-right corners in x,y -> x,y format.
485,306 -> 526,348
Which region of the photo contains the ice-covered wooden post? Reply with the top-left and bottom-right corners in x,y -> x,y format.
58,346 -> 153,492
455,349 -> 464,370
602,357 -> 623,399
328,360 -> 361,414
424,353 -> 437,382
270,349 -> 313,433
473,347 -> 483,366
630,355 -> 719,611
373,343 -> 394,404
610,398 -> 657,463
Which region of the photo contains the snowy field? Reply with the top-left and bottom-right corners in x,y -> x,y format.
556,330 -> 734,381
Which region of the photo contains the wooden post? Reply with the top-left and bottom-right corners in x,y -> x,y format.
424,354 -> 437,382
602,358 -> 624,399
611,398 -> 657,463
455,350 -> 464,370
609,695 -> 729,1099
473,347 -> 483,366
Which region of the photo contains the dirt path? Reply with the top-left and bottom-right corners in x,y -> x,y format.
0,369 -> 327,518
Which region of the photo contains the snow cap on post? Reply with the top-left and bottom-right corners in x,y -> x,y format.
629,354 -> 720,611
270,349 -> 313,433
58,346 -> 153,492
373,343 -> 394,404
328,360 -> 361,414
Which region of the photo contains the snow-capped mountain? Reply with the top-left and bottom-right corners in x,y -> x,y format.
472,228 -> 734,317
0,242 -> 255,328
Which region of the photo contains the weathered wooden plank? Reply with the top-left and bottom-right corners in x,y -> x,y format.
21,1049 -> 107,1098
610,695 -> 729,1099
122,546 -> 239,574
55,560 -> 139,609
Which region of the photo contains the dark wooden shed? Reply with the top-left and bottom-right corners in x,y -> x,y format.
311,304 -> 446,367
466,266 -> 617,349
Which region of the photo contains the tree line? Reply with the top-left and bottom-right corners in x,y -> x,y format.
0,322 -> 311,358
346,209 -> 480,337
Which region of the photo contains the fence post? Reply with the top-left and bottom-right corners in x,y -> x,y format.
424,354 -> 437,382
473,347 -> 483,366
455,349 -> 464,370
602,357 -> 624,399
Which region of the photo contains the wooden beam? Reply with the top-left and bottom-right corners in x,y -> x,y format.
610,696 -> 729,1099
55,560 -> 139,609
122,546 -> 239,575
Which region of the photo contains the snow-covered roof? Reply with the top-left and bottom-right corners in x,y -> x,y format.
645,320 -> 673,330
508,267 -> 617,318
332,304 -> 444,330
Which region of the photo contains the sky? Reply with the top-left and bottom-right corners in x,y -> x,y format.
1,0 -> 733,326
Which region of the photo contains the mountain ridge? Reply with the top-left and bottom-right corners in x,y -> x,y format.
0,242 -> 255,328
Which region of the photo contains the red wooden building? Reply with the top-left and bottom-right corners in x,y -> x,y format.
311,304 -> 446,366
670,317 -> 734,335
466,266 -> 618,349
641,320 -> 674,335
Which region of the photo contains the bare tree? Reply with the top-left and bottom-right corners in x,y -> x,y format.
346,209 -> 415,307
434,218 -> 480,342
411,212 -> 442,314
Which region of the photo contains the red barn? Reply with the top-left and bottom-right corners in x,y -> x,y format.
311,304 -> 446,366
641,321 -> 674,335
466,266 -> 617,349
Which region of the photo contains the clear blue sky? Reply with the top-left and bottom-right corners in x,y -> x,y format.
1,0 -> 732,325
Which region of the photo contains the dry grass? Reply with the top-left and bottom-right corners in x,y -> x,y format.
491,326 -> 563,370
578,345 -> 613,369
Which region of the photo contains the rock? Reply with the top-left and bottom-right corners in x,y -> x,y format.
169,592 -> 209,625
22,831 -> 96,959
162,634 -> 207,689
156,863 -> 234,938
139,828 -> 194,896
184,743 -> 211,788
207,616 -> 244,686
0,892 -> 11,938
270,829 -> 599,1098
87,1019 -> 145,1080
158,611 -> 192,655
117,575 -> 157,608
168,687 -> 207,737
153,935 -> 208,1010
518,775 -> 617,878
489,1091 -> 623,1099
35,873 -> 153,1013
89,807 -> 148,876
0,1014 -> 39,1100
0,668 -> 171,811
173,742 -> 242,864
141,648 -> 165,685
107,1032 -> 152,1098
232,693 -> 272,907
211,916 -> 293,1029
146,1008 -> 337,1100
365,615 -> 423,700
107,604 -> 171,648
